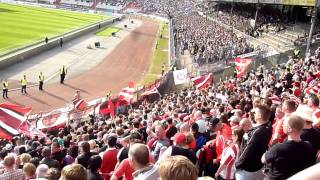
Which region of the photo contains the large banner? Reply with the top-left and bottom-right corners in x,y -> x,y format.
173,69 -> 188,85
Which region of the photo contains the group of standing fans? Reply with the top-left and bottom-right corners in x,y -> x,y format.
1,47 -> 320,180
209,4 -> 287,38
174,13 -> 253,64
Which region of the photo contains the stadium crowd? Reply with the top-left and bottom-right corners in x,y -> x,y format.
174,13 -> 253,64
211,4 -> 287,37
1,45 -> 320,180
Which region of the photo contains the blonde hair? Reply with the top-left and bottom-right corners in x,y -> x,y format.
20,153 -> 32,164
23,163 -> 36,177
61,164 -> 87,180
158,155 -> 198,180
287,115 -> 305,133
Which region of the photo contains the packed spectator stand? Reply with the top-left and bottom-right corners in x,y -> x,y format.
210,4 -> 287,38
174,13 -> 253,64
1,44 -> 320,179
1,1 -> 320,180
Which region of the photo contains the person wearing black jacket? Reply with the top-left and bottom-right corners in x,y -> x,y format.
262,115 -> 314,180
76,141 -> 97,168
235,105 -> 272,180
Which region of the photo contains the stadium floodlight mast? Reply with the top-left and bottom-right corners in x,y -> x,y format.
306,0 -> 319,53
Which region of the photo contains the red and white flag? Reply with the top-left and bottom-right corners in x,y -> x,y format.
140,86 -> 160,97
73,99 -> 88,111
0,103 -> 32,140
234,57 -> 252,78
36,107 -> 70,130
305,82 -> 320,95
191,73 -> 213,90
118,82 -> 135,104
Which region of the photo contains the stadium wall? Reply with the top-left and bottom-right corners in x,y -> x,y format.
0,16 -> 123,70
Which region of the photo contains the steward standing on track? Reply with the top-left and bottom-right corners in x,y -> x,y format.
21,75 -> 27,94
39,72 -> 45,91
161,63 -> 165,76
2,79 -> 8,99
60,65 -> 67,84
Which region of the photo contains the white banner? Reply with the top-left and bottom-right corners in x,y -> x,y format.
173,69 -> 188,85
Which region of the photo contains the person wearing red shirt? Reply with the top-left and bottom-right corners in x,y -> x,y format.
292,82 -> 301,97
211,118 -> 232,164
111,158 -> 134,180
306,72 -> 315,84
101,136 -> 119,180
270,100 -> 296,146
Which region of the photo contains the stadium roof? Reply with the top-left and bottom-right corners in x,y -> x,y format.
208,0 -> 317,7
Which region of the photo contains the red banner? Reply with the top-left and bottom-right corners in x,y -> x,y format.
235,57 -> 252,78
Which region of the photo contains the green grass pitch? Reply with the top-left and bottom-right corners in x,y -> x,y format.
0,3 -> 110,54
95,26 -> 120,37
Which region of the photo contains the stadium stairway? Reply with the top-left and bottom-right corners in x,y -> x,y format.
257,30 -> 302,53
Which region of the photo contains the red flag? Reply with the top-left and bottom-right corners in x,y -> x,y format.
191,73 -> 213,90
99,100 -> 115,117
234,57 -> 252,78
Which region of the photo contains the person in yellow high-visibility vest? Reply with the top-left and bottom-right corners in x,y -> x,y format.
293,49 -> 300,59
60,65 -> 67,84
39,72 -> 45,91
21,75 -> 27,94
161,63 -> 165,76
2,79 -> 8,99
106,90 -> 112,99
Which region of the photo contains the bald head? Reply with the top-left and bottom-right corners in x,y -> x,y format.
129,143 -> 150,170
3,155 -> 15,168
194,111 -> 202,119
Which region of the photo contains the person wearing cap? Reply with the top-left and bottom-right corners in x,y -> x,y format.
262,115 -> 314,180
209,117 -> 232,166
157,133 -> 197,165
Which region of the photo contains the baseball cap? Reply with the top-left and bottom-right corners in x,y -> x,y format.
171,133 -> 186,145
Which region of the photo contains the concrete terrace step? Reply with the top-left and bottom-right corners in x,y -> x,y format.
284,30 -> 300,40
257,37 -> 291,52
262,33 -> 292,46
276,32 -> 297,42
260,35 -> 288,47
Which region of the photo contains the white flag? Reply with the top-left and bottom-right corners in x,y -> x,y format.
173,69 -> 188,85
